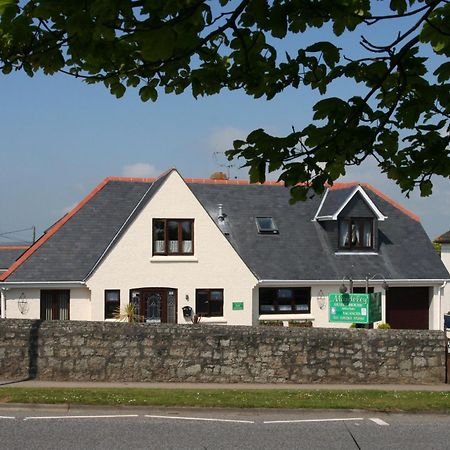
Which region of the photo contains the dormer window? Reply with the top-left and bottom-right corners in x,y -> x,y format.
256,217 -> 278,234
339,218 -> 373,249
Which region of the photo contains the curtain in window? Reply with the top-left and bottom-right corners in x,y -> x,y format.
339,224 -> 349,247
59,291 -> 69,320
363,221 -> 372,247
182,240 -> 192,253
168,240 -> 178,253
351,223 -> 360,245
155,240 -> 165,253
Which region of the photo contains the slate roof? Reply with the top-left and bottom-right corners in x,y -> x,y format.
1,172 -> 448,282
189,183 -> 449,281
0,246 -> 29,271
2,176 -> 167,282
435,230 -> 450,244
315,187 -> 355,217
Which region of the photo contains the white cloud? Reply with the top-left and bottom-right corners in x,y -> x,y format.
208,127 -> 246,154
122,163 -> 159,178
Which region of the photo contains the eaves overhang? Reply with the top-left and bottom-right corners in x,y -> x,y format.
0,281 -> 87,289
314,185 -> 388,221
258,278 -> 449,287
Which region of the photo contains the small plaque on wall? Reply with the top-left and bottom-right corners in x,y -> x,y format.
232,302 -> 244,311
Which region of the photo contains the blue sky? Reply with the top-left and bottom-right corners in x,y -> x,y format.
0,9 -> 449,244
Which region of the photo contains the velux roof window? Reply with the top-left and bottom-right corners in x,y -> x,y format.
256,217 -> 279,234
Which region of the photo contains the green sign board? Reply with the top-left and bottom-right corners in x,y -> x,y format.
232,302 -> 244,311
329,292 -> 381,324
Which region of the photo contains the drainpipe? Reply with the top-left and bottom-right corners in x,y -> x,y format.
440,280 -> 448,330
1,288 -> 6,319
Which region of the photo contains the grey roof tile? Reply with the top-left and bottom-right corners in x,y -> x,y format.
189,183 -> 449,281
0,246 -> 28,270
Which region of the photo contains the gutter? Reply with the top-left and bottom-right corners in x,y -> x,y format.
258,279 -> 449,287
0,281 -> 86,289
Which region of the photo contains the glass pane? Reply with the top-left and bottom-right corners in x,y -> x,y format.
277,289 -> 292,299
106,290 -> 119,302
256,217 -> 277,232
351,222 -> 360,246
153,221 -> 165,240
363,220 -> 372,247
168,221 -> 179,253
277,300 -> 292,312
146,293 -> 161,323
167,290 -> 176,324
339,220 -> 350,247
210,300 -> 222,316
210,290 -> 223,301
181,221 -> 192,240
155,240 -> 165,253
196,291 -> 209,315
182,240 -> 192,253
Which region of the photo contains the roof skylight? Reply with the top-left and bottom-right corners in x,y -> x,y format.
256,217 -> 278,234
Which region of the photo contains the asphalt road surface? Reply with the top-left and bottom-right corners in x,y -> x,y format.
0,407 -> 449,449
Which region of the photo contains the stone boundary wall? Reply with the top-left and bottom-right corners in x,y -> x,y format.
0,319 -> 446,384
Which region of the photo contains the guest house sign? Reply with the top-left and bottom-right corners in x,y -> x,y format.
329,293 -> 381,324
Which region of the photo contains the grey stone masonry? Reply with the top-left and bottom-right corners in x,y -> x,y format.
0,319 -> 446,384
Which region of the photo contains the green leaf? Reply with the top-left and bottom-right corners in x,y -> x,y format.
0,0 -> 16,15
434,62 -> 450,83
305,42 -> 340,68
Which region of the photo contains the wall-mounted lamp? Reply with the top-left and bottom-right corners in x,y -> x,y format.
18,292 -> 29,315
339,275 -> 353,294
185,294 -> 189,301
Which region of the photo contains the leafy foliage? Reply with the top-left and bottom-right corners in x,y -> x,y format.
0,0 -> 449,199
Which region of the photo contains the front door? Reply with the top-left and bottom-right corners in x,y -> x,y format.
130,288 -> 177,324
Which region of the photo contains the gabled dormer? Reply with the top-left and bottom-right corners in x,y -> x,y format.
314,185 -> 387,253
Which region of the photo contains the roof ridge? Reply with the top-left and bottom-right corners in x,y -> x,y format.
0,177 -> 112,281
0,245 -> 30,250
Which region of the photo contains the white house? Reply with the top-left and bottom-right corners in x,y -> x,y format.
1,169 -> 448,329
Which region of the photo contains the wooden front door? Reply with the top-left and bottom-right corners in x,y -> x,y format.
386,287 -> 430,329
130,288 -> 177,324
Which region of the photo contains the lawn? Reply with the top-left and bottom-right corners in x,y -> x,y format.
0,388 -> 449,412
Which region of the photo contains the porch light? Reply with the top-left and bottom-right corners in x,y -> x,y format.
317,289 -> 326,309
18,292 -> 29,315
339,284 -> 348,294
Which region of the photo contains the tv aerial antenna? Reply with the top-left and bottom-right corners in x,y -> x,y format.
212,152 -> 237,179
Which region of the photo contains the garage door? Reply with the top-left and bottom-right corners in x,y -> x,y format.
386,287 -> 430,329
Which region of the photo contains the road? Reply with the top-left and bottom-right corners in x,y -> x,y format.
0,407 -> 449,449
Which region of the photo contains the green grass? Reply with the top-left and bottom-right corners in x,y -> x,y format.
0,388 -> 450,412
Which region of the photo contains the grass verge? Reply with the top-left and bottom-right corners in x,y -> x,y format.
0,388 -> 449,412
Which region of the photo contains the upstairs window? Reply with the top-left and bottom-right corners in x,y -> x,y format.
339,218 -> 373,249
256,217 -> 278,234
153,219 -> 194,255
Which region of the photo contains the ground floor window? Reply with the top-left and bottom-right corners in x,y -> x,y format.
196,289 -> 224,317
259,287 -> 311,314
105,290 -> 120,319
40,290 -> 70,320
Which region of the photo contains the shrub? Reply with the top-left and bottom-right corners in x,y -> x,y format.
288,320 -> 313,328
377,322 -> 391,329
259,320 -> 284,327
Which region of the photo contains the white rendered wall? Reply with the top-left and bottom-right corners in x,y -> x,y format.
4,287 -> 91,320
87,171 -> 258,325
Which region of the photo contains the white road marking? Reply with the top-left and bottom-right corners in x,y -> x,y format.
23,414 -> 139,421
0,416 -> 16,420
144,414 -> 254,424
264,417 -> 364,424
370,418 -> 389,426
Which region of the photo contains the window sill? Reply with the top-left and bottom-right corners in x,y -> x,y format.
335,251 -> 378,256
259,314 -> 315,321
151,256 -> 198,263
200,317 -> 227,324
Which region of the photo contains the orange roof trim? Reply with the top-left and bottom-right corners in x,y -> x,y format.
329,182 -> 420,222
0,246 -> 29,250
0,173 -> 420,281
0,177 -> 112,281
